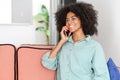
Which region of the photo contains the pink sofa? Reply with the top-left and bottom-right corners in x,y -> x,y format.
17,45 -> 56,80
0,44 -> 16,80
0,44 -> 56,80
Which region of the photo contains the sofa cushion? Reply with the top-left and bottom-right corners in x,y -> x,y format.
0,44 -> 16,80
17,45 -> 56,80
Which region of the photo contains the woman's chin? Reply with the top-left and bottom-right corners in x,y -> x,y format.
70,30 -> 74,33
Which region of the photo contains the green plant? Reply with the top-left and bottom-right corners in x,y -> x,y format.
33,4 -> 49,43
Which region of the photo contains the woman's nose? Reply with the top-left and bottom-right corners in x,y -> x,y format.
67,20 -> 73,25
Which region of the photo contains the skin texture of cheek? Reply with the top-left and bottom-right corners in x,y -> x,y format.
70,24 -> 80,32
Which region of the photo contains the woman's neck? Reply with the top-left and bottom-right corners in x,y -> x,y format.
72,29 -> 86,42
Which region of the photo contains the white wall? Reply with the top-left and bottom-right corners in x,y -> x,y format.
0,24 -> 35,47
77,0 -> 120,66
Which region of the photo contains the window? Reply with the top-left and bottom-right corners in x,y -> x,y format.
0,0 -> 50,24
0,0 -> 32,24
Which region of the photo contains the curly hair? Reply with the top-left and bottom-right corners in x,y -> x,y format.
55,2 -> 98,37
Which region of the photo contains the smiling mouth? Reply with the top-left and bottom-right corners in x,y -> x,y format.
70,26 -> 73,27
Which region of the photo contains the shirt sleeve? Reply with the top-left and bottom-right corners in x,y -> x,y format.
42,51 -> 58,70
92,43 -> 110,80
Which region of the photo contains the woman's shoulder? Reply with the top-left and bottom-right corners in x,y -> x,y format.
90,38 -> 103,49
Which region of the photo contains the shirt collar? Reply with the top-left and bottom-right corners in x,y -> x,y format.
68,35 -> 91,43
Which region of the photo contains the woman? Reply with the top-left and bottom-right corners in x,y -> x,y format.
42,2 -> 110,80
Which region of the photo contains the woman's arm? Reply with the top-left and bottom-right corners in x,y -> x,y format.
92,43 -> 110,80
49,26 -> 70,58
49,40 -> 65,58
42,26 -> 69,70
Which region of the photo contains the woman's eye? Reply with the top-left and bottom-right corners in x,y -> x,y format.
72,17 -> 77,20
66,16 -> 77,22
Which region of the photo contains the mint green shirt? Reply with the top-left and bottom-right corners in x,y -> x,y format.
42,35 -> 110,80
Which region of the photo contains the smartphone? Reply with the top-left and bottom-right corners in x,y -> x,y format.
64,29 -> 70,37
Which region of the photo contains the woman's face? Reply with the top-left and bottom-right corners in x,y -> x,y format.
66,12 -> 82,33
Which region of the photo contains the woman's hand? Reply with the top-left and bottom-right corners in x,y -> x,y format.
49,26 -> 71,58
60,26 -> 71,44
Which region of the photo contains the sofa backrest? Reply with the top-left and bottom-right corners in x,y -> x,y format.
17,45 -> 56,80
0,44 -> 16,80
